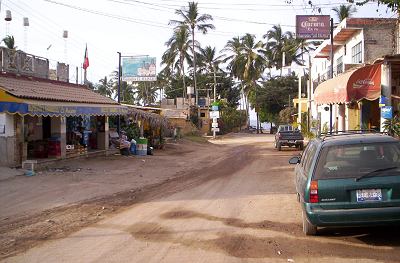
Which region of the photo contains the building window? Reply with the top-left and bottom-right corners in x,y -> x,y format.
200,112 -> 206,117
352,42 -> 362,63
336,56 -> 343,74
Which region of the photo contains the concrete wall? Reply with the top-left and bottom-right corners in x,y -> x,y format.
0,113 -> 15,137
169,118 -> 198,136
364,23 -> 396,63
0,136 -> 16,166
0,113 -> 16,166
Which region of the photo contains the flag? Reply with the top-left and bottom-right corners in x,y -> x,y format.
83,44 -> 89,70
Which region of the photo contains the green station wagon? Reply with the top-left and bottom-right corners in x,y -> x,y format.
289,132 -> 400,235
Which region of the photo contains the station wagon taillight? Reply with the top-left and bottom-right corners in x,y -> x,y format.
310,180 -> 319,203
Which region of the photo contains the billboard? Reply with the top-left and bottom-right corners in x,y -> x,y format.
122,56 -> 156,82
296,15 -> 330,39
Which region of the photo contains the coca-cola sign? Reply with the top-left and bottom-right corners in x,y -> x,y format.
296,15 -> 330,39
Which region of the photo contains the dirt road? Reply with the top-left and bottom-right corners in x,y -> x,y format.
3,134 -> 400,262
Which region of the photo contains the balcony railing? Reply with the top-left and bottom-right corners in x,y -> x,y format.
0,47 -> 70,82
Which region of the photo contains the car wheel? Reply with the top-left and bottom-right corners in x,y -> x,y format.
302,211 -> 317,236
277,142 -> 282,151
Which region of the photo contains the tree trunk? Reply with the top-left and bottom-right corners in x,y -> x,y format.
181,58 -> 187,101
256,110 -> 260,134
244,92 -> 250,129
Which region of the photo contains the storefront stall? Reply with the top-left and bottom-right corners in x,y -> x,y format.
314,63 -> 382,132
123,104 -> 169,149
0,74 -> 127,166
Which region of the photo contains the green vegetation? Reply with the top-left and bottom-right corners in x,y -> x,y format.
88,1 -> 322,133
383,117 -> 400,137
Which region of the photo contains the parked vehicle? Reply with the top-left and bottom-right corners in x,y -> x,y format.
289,132 -> 400,235
275,125 -> 304,151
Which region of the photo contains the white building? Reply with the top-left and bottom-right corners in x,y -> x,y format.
311,18 -> 399,133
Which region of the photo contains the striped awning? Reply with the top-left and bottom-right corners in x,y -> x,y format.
314,63 -> 382,105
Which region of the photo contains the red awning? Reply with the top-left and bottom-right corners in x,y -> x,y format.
314,63 -> 382,105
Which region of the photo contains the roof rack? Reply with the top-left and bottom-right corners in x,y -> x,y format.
319,130 -> 383,141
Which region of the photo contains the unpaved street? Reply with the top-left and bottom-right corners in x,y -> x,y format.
3,134 -> 400,262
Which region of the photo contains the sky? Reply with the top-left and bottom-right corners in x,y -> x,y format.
0,0 -> 396,85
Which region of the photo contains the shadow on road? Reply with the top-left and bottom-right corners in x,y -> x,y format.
160,209 -> 302,235
318,226 -> 400,247
125,218 -> 400,260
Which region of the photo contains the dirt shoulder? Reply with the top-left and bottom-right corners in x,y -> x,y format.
0,138 -> 246,260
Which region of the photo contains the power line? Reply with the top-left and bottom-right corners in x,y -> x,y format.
6,0 -> 115,67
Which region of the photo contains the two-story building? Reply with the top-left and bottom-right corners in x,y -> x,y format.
311,18 -> 399,132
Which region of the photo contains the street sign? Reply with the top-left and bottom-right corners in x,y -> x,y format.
210,111 -> 220,118
211,127 -> 220,132
212,105 -> 219,111
212,122 -> 219,128
379,95 -> 387,107
381,106 -> 393,119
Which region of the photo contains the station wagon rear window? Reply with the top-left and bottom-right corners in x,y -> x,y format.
314,142 -> 400,179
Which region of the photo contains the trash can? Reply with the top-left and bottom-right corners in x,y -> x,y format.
130,143 -> 137,155
136,138 -> 148,156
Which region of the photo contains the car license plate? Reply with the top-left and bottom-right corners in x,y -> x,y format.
356,189 -> 382,202
289,140 -> 295,143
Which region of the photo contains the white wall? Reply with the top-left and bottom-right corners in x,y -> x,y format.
312,29 -> 365,81
0,113 -> 15,137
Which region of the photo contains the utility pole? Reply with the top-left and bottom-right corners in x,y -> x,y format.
297,72 -> 302,127
213,65 -> 217,102
117,52 -> 121,135
329,18 -> 334,134
308,53 -> 312,133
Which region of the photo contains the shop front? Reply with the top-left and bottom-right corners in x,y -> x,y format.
0,74 -> 127,167
314,63 -> 382,132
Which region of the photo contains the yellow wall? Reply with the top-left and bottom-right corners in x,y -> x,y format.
348,106 -> 360,130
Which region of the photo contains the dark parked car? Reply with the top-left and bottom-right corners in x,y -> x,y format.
289,132 -> 400,235
275,125 -> 304,151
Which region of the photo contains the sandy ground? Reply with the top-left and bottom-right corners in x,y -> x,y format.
1,134 -> 400,262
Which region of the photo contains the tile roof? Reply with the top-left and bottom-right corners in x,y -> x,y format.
0,74 -> 118,105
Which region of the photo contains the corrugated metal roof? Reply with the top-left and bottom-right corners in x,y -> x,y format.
0,74 -> 118,105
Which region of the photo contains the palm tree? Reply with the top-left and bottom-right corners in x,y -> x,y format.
222,36 -> 246,80
1,35 -> 16,50
223,34 -> 267,132
96,76 -> 113,98
240,33 -> 267,133
169,1 -> 215,103
161,26 -> 192,98
134,82 -> 159,106
332,4 -> 357,22
264,25 -> 292,75
198,46 -> 224,101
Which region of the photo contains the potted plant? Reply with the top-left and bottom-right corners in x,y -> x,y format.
383,116 -> 400,138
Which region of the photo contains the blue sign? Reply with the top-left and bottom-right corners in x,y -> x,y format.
379,95 -> 387,107
381,106 -> 393,119
212,105 -> 219,111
